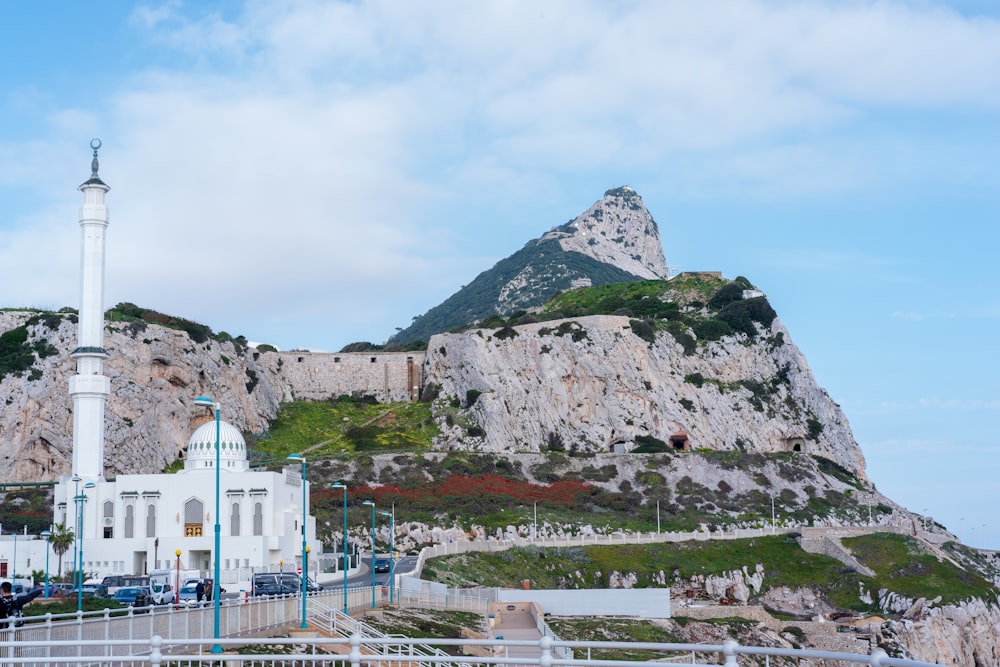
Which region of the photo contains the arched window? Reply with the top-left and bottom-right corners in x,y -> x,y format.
184,499 -> 204,537
253,502 -> 263,536
103,500 -> 114,539
146,504 -> 156,537
231,502 -> 241,536
124,504 -> 134,539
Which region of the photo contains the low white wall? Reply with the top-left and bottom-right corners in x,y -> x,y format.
496,588 -> 670,619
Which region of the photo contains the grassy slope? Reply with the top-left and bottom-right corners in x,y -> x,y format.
422,534 -> 996,612
252,396 -> 438,459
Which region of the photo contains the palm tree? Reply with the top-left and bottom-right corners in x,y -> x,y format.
49,522 -> 75,580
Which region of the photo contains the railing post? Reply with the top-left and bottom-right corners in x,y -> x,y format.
868,648 -> 889,665
350,632 -> 363,667
721,639 -> 739,666
150,634 -> 163,666
539,635 -> 553,667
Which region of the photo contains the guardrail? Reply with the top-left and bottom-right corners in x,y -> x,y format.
1,585 -> 378,649
0,633 -> 948,666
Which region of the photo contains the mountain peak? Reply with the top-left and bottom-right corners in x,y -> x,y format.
390,188 -> 670,343
541,186 -> 669,281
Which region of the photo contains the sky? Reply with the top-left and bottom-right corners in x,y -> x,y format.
1,1 -> 997,548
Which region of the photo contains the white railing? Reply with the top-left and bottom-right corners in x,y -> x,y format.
0,633 -> 948,666
1,586 -> 380,647
397,588 -> 491,612
309,599 -> 471,667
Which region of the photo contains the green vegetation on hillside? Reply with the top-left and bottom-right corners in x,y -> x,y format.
390,238 -> 642,344
545,617 -> 684,661
844,533 -> 995,603
428,274 -> 777,352
0,318 -> 60,382
422,533 -> 995,611
253,396 -> 439,459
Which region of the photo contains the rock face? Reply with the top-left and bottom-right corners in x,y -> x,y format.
0,311 -> 423,480
541,186 -> 669,281
423,313 -> 867,478
884,598 -> 1000,666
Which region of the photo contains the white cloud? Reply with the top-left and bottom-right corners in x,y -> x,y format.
3,0 -> 1000,347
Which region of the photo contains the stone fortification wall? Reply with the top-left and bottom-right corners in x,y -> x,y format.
273,350 -> 426,403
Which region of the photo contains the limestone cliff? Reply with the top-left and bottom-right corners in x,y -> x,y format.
883,598 -> 1000,666
0,310 -> 422,480
423,313 -> 867,478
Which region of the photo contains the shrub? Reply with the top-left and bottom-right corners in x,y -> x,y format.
691,318 -> 733,341
629,319 -> 655,344
546,431 -> 566,452
684,373 -> 705,388
633,435 -> 669,453
716,298 -> 777,338
707,282 -> 745,310
466,389 -> 483,408
494,326 -> 518,340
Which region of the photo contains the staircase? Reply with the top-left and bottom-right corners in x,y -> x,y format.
307,598 -> 473,667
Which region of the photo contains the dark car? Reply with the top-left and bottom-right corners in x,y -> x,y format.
252,582 -> 299,597
112,587 -> 150,611
373,558 -> 391,573
73,584 -> 109,598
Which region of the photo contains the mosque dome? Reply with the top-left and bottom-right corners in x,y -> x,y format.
184,420 -> 250,472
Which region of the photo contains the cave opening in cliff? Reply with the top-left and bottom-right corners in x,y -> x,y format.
670,429 -> 689,451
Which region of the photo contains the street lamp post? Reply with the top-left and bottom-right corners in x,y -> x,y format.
380,510 -> 394,605
194,395 -> 223,654
78,481 -> 95,612
362,500 -> 376,609
331,483 -> 348,614
12,532 -> 17,585
175,550 -> 182,607
287,453 -> 309,629
40,530 -> 51,597
71,474 -> 81,595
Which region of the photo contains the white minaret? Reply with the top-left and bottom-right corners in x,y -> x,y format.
69,139 -> 111,481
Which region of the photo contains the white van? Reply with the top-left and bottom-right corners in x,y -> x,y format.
147,569 -> 176,605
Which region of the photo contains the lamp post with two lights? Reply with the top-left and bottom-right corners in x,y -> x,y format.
193,395 -> 223,654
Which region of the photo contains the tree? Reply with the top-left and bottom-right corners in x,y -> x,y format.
49,522 -> 74,579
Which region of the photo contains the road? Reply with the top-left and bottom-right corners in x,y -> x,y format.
334,555 -> 417,587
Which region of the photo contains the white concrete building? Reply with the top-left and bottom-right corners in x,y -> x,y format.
43,141 -> 321,591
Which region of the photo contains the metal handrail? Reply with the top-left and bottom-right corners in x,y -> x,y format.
0,633 -> 948,666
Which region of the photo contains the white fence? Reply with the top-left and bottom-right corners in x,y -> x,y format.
0,633 -> 949,666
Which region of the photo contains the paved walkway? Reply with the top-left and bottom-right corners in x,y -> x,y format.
492,606 -> 542,664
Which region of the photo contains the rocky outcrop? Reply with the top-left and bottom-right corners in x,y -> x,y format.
0,311 -> 421,480
884,598 -> 1000,666
540,186 -> 669,281
424,313 -> 867,478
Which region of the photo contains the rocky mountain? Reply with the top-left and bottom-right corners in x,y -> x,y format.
390,186 -> 669,344
1,182 -> 997,664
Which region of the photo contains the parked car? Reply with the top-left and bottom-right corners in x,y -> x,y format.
373,558 -> 391,573
112,587 -> 150,610
177,583 -> 202,605
251,572 -> 300,597
77,584 -> 109,598
252,581 -> 299,597
47,583 -> 74,597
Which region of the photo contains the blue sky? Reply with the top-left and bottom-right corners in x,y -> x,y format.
1,1 -> 998,548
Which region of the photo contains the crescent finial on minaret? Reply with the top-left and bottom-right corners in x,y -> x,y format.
90,138 -> 102,178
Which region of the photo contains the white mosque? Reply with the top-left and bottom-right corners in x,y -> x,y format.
45,141 -> 321,591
